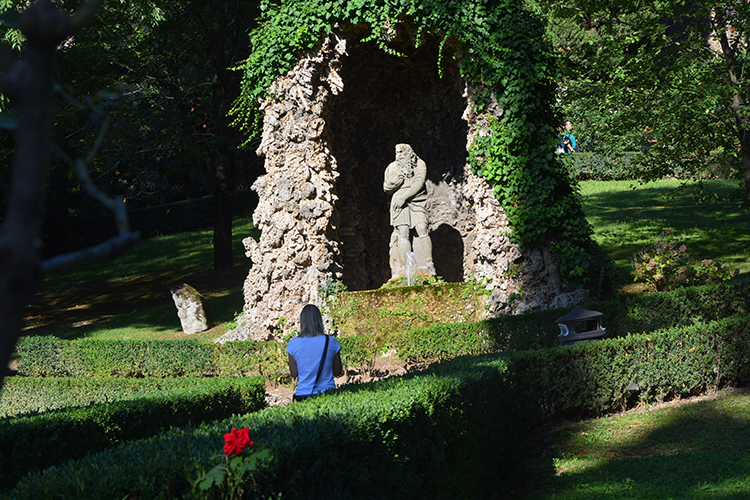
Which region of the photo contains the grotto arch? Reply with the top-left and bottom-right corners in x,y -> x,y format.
223,24 -> 569,342
322,31 -> 469,290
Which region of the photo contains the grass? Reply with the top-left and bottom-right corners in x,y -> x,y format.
514,389 -> 750,499
25,179 -> 750,341
579,179 -> 750,281
507,179 -> 750,499
23,219 -> 259,341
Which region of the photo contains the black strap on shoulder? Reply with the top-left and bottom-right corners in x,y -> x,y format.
311,335 -> 330,394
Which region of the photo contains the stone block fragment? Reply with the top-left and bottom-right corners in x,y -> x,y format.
170,283 -> 214,334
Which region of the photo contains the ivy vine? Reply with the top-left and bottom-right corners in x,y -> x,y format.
231,0 -> 615,295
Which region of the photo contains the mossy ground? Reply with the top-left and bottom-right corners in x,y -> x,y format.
327,281 -> 489,339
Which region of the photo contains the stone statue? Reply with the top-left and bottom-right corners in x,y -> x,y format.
383,143 -> 435,279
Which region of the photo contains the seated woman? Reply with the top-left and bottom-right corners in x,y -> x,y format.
286,304 -> 343,402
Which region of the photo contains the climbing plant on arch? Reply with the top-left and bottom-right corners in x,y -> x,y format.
231,0 -> 615,295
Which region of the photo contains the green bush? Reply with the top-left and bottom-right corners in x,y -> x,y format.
388,275 -> 750,365
623,275 -> 750,332
17,276 -> 750,382
0,376 -> 260,418
16,338 -> 216,377
512,314 -> 750,423
0,376 -> 265,492
632,230 -> 740,291
562,151 -> 641,180
5,356 -> 521,500
11,300 -> 750,499
8,307 -> 750,499
338,334 -> 379,376
211,340 -> 290,386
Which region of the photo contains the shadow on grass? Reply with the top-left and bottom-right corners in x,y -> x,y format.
516,391 -> 750,499
25,291 -> 245,341
580,182 -> 750,276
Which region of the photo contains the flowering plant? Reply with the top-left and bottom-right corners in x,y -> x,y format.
632,230 -> 739,291
193,428 -> 271,500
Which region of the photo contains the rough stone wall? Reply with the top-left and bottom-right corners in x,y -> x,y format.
220,24 -> 570,342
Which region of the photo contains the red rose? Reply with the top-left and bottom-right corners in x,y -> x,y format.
223,428 -> 253,456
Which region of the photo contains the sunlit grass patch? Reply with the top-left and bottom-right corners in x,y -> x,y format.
521,389 -> 750,499
580,179 -> 750,281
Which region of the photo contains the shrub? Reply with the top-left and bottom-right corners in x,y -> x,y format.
5,356 -> 522,500
511,314 -> 750,422
562,151 -> 641,180
632,230 -> 740,291
16,275 -> 750,382
8,311 -> 750,499
0,376 -> 265,492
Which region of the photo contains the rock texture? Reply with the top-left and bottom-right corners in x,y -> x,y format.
221,23 -> 575,342
171,283 -> 214,334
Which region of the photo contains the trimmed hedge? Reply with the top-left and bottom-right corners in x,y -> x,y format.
512,314 -> 750,423
563,151 -> 641,180
7,309 -> 750,499
16,338 -> 217,377
0,376 -> 263,418
390,275 -> 750,366
16,276 -> 750,380
0,376 -> 265,491
5,356 -> 521,500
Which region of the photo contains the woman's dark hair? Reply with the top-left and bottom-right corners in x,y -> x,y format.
299,304 -> 325,338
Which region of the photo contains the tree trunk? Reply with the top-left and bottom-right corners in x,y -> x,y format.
213,162 -> 234,270
0,42 -> 53,389
0,2 -> 64,390
715,8 -> 750,215
740,134 -> 750,216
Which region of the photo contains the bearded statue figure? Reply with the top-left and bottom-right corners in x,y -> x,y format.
383,143 -> 435,279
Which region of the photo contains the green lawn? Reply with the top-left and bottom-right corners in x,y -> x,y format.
26,179 -> 750,340
579,179 -> 750,280
23,219 -> 258,341
515,389 -> 750,499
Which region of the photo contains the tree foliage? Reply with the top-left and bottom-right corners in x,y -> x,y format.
534,0 -> 750,212
231,0 -> 614,293
2,0 -> 263,265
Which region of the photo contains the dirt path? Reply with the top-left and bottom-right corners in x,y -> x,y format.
265,355 -> 410,407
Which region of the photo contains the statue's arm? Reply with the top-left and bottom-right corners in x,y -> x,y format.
399,159 -> 427,200
383,162 -> 403,194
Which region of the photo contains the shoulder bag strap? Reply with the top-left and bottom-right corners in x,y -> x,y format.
311,335 -> 330,394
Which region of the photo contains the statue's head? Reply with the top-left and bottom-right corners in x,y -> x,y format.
395,143 -> 416,176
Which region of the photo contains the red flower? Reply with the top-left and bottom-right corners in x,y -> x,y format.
223,428 -> 253,456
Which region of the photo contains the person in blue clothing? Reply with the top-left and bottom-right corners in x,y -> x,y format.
563,120 -> 579,153
286,304 -> 343,402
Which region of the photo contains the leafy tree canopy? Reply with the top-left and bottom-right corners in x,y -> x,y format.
533,0 -> 750,211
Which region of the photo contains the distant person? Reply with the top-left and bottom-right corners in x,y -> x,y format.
641,127 -> 657,152
555,125 -> 565,153
286,304 -> 342,402
563,120 -> 579,153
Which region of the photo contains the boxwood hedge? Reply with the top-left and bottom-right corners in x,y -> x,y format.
6,309 -> 750,499
16,275 -> 750,381
5,355 -> 521,500
0,376 -> 265,492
